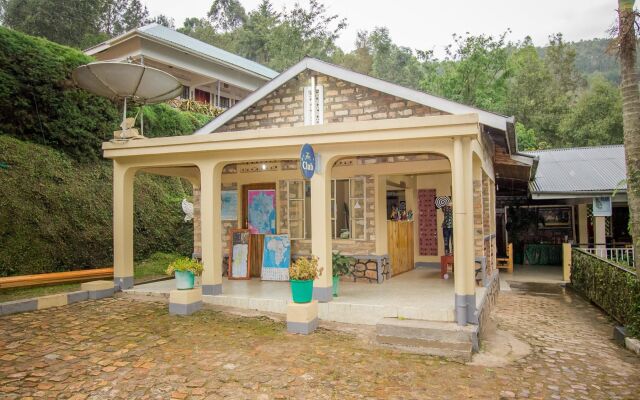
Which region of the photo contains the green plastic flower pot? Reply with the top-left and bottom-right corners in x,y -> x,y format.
175,270 -> 195,290
332,276 -> 340,297
290,279 -> 314,303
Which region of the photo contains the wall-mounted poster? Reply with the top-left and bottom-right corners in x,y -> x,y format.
593,196 -> 612,217
221,190 -> 238,220
261,234 -> 291,281
247,189 -> 276,234
537,206 -> 572,229
228,229 -> 251,280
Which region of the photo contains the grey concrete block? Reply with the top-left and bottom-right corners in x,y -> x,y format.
89,287 -> 115,300
114,276 -> 134,291
169,301 -> 202,316
1,298 -> 37,315
202,284 -> 222,296
287,318 -> 319,335
67,291 -> 89,304
312,286 -> 332,303
613,326 -> 627,346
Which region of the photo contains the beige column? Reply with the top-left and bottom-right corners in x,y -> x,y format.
113,162 -> 136,290
451,137 -> 477,325
578,203 -> 589,245
594,215 -> 606,249
374,175 -> 388,255
199,161 -> 224,295
192,185 -> 202,259
310,156 -> 333,302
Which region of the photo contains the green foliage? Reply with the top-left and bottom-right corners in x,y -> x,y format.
134,103 -> 212,138
557,74 -> 623,147
0,135 -> 194,276
134,252 -> 182,279
289,256 -> 322,281
571,249 -> 640,337
166,256 -> 203,276
1,0 -> 149,48
515,122 -> 549,151
0,26 -> 118,162
332,251 -> 354,277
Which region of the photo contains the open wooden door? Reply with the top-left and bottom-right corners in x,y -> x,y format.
388,220 -> 414,276
242,183 -> 276,278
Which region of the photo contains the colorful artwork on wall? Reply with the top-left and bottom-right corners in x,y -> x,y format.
247,189 -> 276,234
221,190 -> 238,220
261,234 -> 291,281
228,229 -> 251,279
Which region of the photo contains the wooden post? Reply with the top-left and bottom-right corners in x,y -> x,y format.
562,243 -> 572,282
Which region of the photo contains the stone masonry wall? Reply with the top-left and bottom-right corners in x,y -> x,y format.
216,71 -> 447,133
473,180 -> 484,259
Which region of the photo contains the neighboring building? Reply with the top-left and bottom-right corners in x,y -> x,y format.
85,23 -> 279,109
104,57 -> 532,333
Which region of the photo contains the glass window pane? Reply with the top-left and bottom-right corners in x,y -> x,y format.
289,181 -> 303,199
352,219 -> 365,240
331,220 -> 336,239
289,220 -> 304,239
289,200 -> 304,220
350,199 -> 365,219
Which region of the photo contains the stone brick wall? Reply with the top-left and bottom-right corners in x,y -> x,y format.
215,71 -> 447,133
473,180 -> 484,259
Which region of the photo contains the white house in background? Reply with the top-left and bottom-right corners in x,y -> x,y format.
84,23 -> 279,109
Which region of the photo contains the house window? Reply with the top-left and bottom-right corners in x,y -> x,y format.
219,96 -> 230,108
287,180 -> 312,239
332,178 -> 366,240
303,85 -> 324,125
181,85 -> 190,99
194,88 -> 210,104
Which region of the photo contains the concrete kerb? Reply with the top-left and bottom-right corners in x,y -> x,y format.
0,280 -> 116,316
613,326 -> 640,356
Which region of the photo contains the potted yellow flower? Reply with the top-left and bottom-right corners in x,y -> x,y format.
289,256 -> 322,303
166,257 -> 203,290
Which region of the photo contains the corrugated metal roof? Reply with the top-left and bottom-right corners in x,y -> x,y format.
525,145 -> 626,194
138,24 -> 279,79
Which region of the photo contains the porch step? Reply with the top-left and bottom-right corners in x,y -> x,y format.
375,318 -> 477,362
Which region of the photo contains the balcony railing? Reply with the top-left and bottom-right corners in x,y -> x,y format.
579,246 -> 634,267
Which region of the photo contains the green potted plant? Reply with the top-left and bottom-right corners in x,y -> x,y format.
332,252 -> 353,297
166,257 -> 204,290
289,256 -> 322,303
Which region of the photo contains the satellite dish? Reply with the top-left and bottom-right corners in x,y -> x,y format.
72,61 -> 183,140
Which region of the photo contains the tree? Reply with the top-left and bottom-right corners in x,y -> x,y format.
148,14 -> 175,29
558,74 -> 623,146
616,0 -> 640,274
208,0 -> 247,32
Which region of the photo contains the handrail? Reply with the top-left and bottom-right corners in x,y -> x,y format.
572,248 -> 636,276
0,268 -> 114,289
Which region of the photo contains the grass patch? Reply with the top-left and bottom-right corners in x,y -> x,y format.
0,283 -> 80,303
134,252 -> 180,282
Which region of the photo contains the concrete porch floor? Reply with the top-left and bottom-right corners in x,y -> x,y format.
128,266 -> 487,325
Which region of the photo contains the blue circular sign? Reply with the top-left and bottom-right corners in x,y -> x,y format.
300,143 -> 315,179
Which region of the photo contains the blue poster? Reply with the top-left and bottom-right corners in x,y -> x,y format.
261,234 -> 291,281
247,189 -> 276,234
221,190 -> 238,220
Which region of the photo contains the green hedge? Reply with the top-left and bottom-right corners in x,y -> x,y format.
0,135 -> 193,276
571,248 -> 640,337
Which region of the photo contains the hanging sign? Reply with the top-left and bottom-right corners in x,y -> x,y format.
300,143 -> 315,179
592,196 -> 612,217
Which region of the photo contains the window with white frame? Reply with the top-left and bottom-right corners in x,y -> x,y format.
286,180 -> 312,239
331,178 -> 366,240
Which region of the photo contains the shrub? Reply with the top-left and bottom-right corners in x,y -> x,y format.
166,257 -> 203,276
290,256 -> 322,281
571,248 -> 640,337
332,251 -> 353,277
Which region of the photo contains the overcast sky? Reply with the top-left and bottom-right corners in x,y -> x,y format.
145,0 -> 616,57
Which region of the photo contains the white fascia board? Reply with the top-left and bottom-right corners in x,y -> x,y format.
510,154 -> 534,165
195,57 -> 511,135
530,191 -> 627,200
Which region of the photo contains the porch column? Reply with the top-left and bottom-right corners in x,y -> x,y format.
578,203 -> 589,245
113,162 -> 135,290
451,137 -> 477,325
310,157 -> 333,302
594,215 -> 606,249
199,162 -> 223,295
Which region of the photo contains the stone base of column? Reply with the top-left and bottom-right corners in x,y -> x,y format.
312,286 -> 332,302
286,300 -> 319,335
114,276 -> 134,291
81,280 -> 116,299
169,287 -> 203,316
202,284 -> 222,296
455,294 -> 478,326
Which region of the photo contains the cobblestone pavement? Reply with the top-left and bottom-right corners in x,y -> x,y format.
0,284 -> 639,399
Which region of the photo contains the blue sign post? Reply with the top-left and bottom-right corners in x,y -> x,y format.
300,143 -> 315,179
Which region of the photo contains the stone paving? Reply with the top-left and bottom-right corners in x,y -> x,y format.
0,283 -> 639,399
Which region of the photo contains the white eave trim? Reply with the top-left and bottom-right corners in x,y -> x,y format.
194,57 -> 512,135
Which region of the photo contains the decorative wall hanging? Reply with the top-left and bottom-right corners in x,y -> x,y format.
247,189 -> 276,234
261,234 -> 291,281
228,229 -> 251,279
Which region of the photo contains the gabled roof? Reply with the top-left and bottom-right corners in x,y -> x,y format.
195,57 -> 514,135
526,145 -> 626,196
85,24 -> 279,80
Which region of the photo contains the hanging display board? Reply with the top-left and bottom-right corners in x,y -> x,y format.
228,229 -> 251,280
418,189 -> 438,256
261,234 -> 291,281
